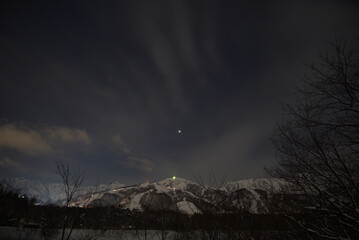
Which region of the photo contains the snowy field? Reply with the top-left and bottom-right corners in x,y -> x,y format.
0,226 -> 286,239
0,226 -> 186,240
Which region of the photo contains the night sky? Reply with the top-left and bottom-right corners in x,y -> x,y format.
1,1 -> 358,185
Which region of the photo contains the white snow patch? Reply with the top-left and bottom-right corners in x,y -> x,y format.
176,201 -> 201,214
154,183 -> 171,193
139,182 -> 150,188
126,192 -> 146,211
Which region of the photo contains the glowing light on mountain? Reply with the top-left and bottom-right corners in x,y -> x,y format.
173,176 -> 176,180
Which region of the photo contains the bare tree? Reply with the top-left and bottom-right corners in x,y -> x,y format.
56,161 -> 85,240
270,39 -> 359,239
56,161 -> 85,208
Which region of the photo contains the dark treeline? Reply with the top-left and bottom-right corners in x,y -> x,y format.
0,187 -> 308,239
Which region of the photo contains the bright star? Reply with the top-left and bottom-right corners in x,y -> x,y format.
177,129 -> 182,134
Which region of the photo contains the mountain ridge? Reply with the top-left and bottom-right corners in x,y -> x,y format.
1,177 -> 284,214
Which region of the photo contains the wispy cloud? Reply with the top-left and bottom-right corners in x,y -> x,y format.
122,157 -> 153,173
112,135 -> 131,154
134,1 -> 207,113
0,124 -> 53,155
142,21 -> 184,107
112,134 -> 154,173
170,1 -> 201,75
45,127 -> 92,146
0,123 -> 91,156
0,157 -> 22,168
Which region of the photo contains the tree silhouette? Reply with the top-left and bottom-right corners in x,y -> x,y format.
270,39 -> 359,239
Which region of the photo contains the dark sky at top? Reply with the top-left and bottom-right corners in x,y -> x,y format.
0,0 -> 358,185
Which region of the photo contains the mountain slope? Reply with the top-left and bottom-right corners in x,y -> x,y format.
0,177 -> 124,204
1,177 -> 284,214
75,177 -> 283,214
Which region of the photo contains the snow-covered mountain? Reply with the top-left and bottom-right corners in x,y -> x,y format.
0,177 -> 124,204
73,177 -> 285,214
1,177 -> 284,214
74,177 -> 204,214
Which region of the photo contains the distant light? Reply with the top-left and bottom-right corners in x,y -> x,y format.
173,176 -> 176,180
177,129 -> 182,134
